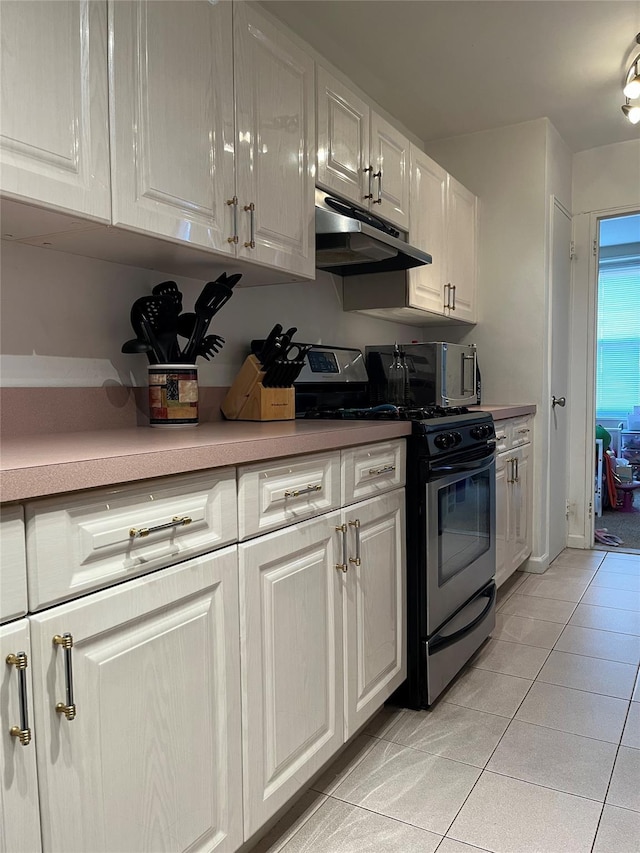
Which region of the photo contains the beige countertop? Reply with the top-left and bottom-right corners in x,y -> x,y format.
475,404 -> 536,420
0,405 -> 535,503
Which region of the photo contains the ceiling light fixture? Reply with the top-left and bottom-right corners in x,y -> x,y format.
621,33 -> 640,122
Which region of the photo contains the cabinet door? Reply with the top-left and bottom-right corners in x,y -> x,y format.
370,112 -> 410,231
1,620 -> 42,853
30,548 -> 242,853
343,490 -> 406,739
510,444 -> 532,572
494,452 -> 510,588
234,3 -> 315,279
0,0 -> 110,221
110,0 -> 235,253
0,505 -> 27,623
446,175 -> 477,322
239,512 -> 344,837
316,66 -> 370,207
408,145 -> 448,315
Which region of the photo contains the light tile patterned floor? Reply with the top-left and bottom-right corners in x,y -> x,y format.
251,549 -> 640,853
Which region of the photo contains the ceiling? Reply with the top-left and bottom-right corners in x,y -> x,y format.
262,0 -> 640,153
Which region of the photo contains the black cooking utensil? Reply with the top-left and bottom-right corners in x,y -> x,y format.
130,299 -> 166,364
224,273 -> 242,289
183,278 -> 234,362
121,337 -> 153,356
197,334 -> 225,361
151,281 -> 182,314
139,294 -> 182,362
257,324 -> 283,366
176,312 -> 197,340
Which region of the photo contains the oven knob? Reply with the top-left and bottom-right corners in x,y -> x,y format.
471,425 -> 488,439
452,431 -> 463,445
434,433 -> 454,449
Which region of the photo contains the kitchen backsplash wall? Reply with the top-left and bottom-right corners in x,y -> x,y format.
0,240 -> 421,428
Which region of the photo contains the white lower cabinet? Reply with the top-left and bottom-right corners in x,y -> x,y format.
29,546 -> 243,853
1,620 -> 42,853
239,512 -> 345,838
495,419 -> 533,587
343,490 -> 406,738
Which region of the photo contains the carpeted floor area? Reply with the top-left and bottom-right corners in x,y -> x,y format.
597,508 -> 640,550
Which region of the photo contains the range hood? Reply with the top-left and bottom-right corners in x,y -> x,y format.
315,198 -> 432,277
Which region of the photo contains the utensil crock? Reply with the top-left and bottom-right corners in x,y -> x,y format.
148,364 -> 198,427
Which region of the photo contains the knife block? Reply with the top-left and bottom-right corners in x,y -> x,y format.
221,355 -> 295,421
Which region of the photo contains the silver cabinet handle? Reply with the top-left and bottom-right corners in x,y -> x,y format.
552,395 -> 566,408
129,515 -> 192,539
53,634 -> 76,721
363,165 -> 374,199
372,169 -> 382,204
6,651 -> 32,746
461,352 -> 476,395
444,283 -> 451,310
243,202 -> 255,248
284,484 -> 322,498
368,464 -> 396,476
515,457 -> 519,482
348,518 -> 361,566
507,459 -> 515,484
335,523 -> 348,572
226,196 -> 239,244
451,284 -> 456,310
518,428 -> 530,434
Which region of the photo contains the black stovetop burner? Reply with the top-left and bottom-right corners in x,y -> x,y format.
301,404 -> 470,421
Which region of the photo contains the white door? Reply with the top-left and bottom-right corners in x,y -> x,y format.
408,145 -> 448,315
234,3 -> 315,279
239,512 -> 344,837
510,444 -> 532,572
370,112 -> 410,230
446,176 -> 477,322
316,67 -> 370,207
110,0 -> 235,252
343,491 -> 406,738
1,620 -> 42,853
0,0 -> 110,221
548,199 -> 572,562
29,548 -> 243,853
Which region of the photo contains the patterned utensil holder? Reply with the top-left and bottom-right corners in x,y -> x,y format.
148,364 -> 198,427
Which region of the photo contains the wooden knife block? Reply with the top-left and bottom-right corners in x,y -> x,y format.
221,355 -> 295,421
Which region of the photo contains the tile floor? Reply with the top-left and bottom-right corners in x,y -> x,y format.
251,549 -> 640,853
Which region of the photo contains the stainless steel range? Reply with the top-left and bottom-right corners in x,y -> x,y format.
293,344 -> 497,708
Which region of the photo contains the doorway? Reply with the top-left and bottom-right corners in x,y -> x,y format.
593,211 -> 640,551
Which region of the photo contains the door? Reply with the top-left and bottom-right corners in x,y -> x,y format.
110,0 -> 235,252
316,67 -> 370,207
29,548 -> 243,853
548,198 -> 572,562
425,450 -> 496,633
0,0 -> 110,221
234,3 -> 315,279
408,146 -> 447,315
343,491 -> 406,738
446,176 -> 477,322
239,512 -> 344,838
1,620 -> 42,853
370,112 -> 410,230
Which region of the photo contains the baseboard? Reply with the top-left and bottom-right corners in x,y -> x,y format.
518,553 -> 550,574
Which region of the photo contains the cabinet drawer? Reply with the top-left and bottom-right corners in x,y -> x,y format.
493,420 -> 510,454
510,417 -> 533,448
237,452 -> 340,540
1,505 -> 27,623
341,440 -> 406,505
25,468 -> 237,610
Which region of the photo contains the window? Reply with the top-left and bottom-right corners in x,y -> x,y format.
595,214 -> 640,422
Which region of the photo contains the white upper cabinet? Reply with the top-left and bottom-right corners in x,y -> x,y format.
316,67 -> 409,231
109,0 -> 235,253
0,0 -> 110,221
446,175 -> 477,323
234,3 -> 315,278
408,145 -> 448,315
317,67 -> 371,207
369,112 -> 410,230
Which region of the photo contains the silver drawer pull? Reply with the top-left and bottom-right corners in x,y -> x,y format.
368,464 -> 396,476
129,515 -> 192,538
53,634 -> 76,721
6,651 -> 32,746
349,518 -> 361,566
518,428 -> 530,434
284,484 -> 322,498
335,523 -> 348,572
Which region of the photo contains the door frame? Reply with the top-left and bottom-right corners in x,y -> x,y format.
568,204 -> 640,550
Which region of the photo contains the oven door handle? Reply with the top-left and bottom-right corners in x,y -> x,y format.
428,584 -> 496,656
429,448 -> 495,476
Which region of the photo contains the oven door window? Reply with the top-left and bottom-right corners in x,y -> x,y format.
438,468 -> 491,586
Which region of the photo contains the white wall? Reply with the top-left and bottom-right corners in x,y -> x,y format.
567,138 -> 640,548
0,240 -> 420,388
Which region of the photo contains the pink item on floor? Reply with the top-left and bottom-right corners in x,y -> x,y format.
594,529 -> 623,546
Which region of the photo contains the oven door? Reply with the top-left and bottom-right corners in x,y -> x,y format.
424,446 -> 495,635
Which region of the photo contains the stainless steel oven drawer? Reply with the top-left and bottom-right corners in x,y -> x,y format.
425,581 -> 496,705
